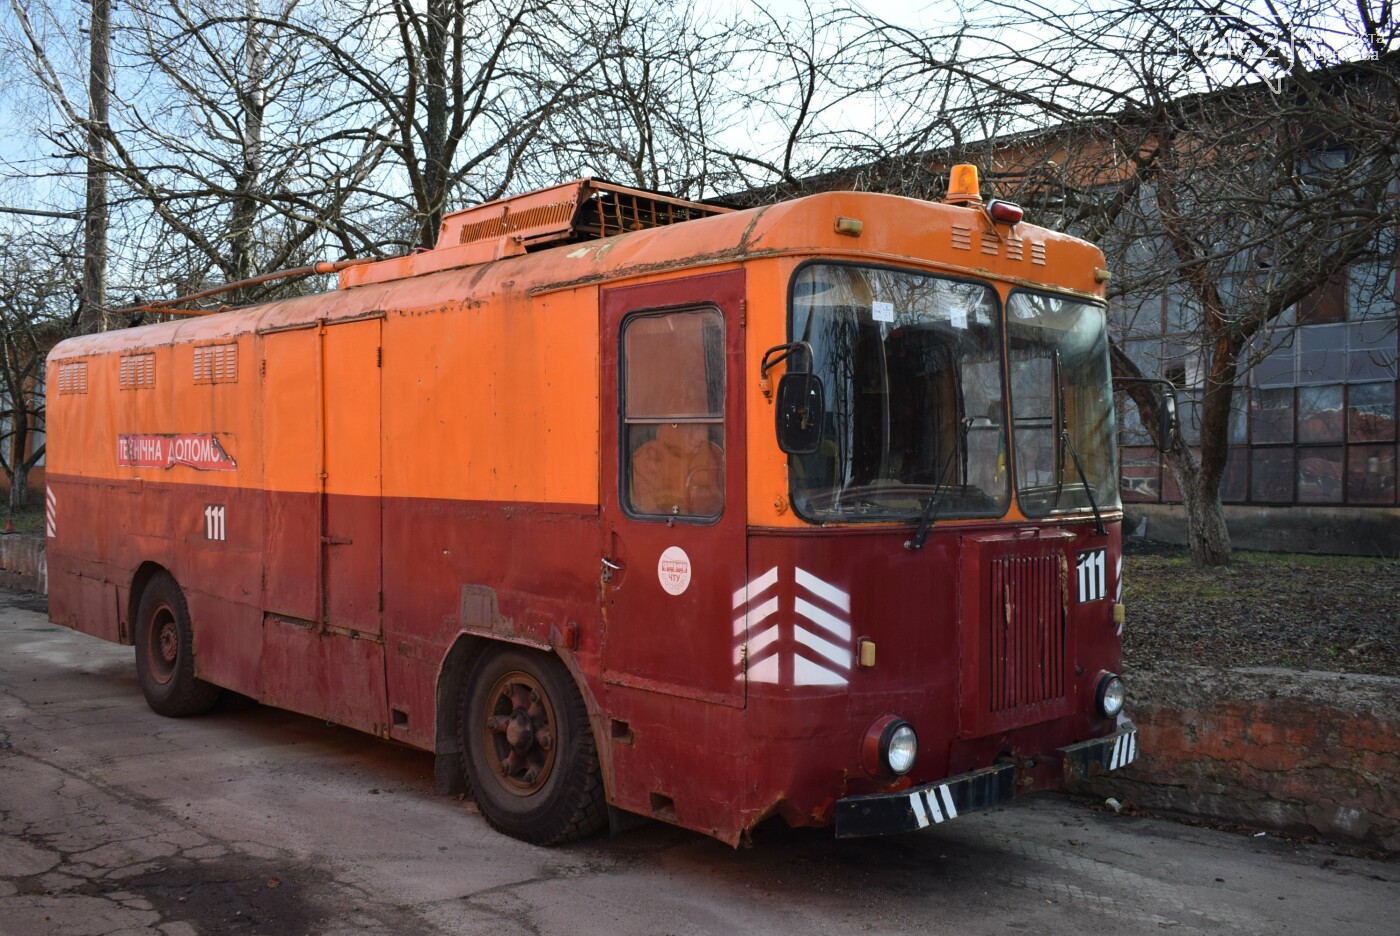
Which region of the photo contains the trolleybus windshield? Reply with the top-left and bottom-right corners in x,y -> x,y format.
788,262 -> 1010,522
1007,290 -> 1120,517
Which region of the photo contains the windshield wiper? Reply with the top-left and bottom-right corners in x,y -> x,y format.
905,417 -> 973,552
1060,428 -> 1107,536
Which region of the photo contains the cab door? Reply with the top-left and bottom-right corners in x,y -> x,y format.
599,270 -> 747,706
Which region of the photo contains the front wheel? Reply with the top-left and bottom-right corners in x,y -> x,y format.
458,647 -> 606,845
133,571 -> 221,717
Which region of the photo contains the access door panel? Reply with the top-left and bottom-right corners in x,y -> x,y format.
261,325 -> 321,621
322,318 -> 383,635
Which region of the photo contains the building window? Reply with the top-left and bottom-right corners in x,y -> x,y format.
1119,446 -> 1160,502
1297,385 -> 1344,443
1251,388 -> 1294,444
1298,274 -> 1346,325
1297,446 -> 1344,503
1221,448 -> 1248,502
1347,445 -> 1397,505
1349,383 -> 1396,442
622,308 -> 725,519
1250,448 -> 1294,502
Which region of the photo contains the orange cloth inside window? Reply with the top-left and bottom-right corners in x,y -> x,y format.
630,424 -> 723,516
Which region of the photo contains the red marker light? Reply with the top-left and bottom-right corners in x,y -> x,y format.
987,200 -> 1024,224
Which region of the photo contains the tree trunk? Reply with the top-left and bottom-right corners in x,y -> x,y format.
1165,449 -> 1232,566
9,462 -> 28,512
80,0 -> 110,333
229,0 -> 267,301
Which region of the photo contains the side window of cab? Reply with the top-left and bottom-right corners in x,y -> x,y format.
621,308 -> 725,520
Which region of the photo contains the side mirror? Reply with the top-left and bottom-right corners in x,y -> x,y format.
1157,391 -> 1179,453
775,372 -> 825,455
1114,376 -> 1181,454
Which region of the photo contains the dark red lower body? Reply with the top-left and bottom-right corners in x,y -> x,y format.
47,473 -> 1125,844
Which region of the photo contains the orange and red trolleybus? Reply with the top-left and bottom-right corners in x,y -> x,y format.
45,168 -> 1140,845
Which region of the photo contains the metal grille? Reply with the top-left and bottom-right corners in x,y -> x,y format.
193,344 -> 238,384
574,188 -> 718,239
57,361 -> 88,394
119,353 -> 155,389
951,224 -> 972,250
455,200 -> 577,245
987,553 -> 1066,712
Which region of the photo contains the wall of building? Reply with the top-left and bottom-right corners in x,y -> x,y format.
1117,263 -> 1398,516
1126,503 -> 1400,556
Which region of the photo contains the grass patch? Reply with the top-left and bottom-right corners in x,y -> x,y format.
0,500 -> 46,535
1123,542 -> 1400,677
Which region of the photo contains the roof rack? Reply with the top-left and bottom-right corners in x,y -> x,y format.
341,178 -> 731,288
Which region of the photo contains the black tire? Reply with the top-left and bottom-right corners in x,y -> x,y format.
133,571 -> 221,717
458,647 -> 606,845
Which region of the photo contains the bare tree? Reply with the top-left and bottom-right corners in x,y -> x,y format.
850,0 -> 1400,565
541,0 -> 744,197
0,226 -> 77,509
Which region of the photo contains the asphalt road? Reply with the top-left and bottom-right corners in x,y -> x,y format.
1,589 -> 1395,936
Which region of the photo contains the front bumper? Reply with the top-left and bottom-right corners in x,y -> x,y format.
833,723 -> 1140,838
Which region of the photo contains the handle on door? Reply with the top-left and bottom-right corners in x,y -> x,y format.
601,556 -> 622,583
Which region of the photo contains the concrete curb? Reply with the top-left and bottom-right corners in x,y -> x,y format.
0,533 -> 46,595
1082,663 -> 1400,853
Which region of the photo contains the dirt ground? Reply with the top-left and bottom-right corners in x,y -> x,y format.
1122,540 -> 1400,677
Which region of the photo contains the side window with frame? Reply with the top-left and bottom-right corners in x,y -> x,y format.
622,308 -> 725,519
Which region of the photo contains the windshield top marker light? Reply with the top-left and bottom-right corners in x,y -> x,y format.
987,199 -> 1024,224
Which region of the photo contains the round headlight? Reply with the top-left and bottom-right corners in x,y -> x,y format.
1096,673 -> 1126,718
882,721 -> 918,775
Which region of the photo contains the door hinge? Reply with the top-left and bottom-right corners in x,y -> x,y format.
739,298 -> 747,327
376,346 -> 382,367
378,590 -> 384,611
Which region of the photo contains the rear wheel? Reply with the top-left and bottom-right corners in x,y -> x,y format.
459,647 -> 606,845
134,572 -> 221,717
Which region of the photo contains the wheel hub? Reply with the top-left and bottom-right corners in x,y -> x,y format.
147,605 -> 179,684
158,620 -> 179,664
482,672 -> 557,796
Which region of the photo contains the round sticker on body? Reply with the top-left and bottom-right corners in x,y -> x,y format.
657,546 -> 692,596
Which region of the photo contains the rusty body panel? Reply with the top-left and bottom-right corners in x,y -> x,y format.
47,186 -> 1127,845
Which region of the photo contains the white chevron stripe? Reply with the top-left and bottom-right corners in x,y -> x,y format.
793,657 -> 846,685
734,596 -> 779,637
794,597 -> 852,643
924,789 -> 944,823
794,625 -> 851,670
749,654 -> 780,683
747,625 -> 781,659
733,566 -> 779,609
795,567 -> 850,611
